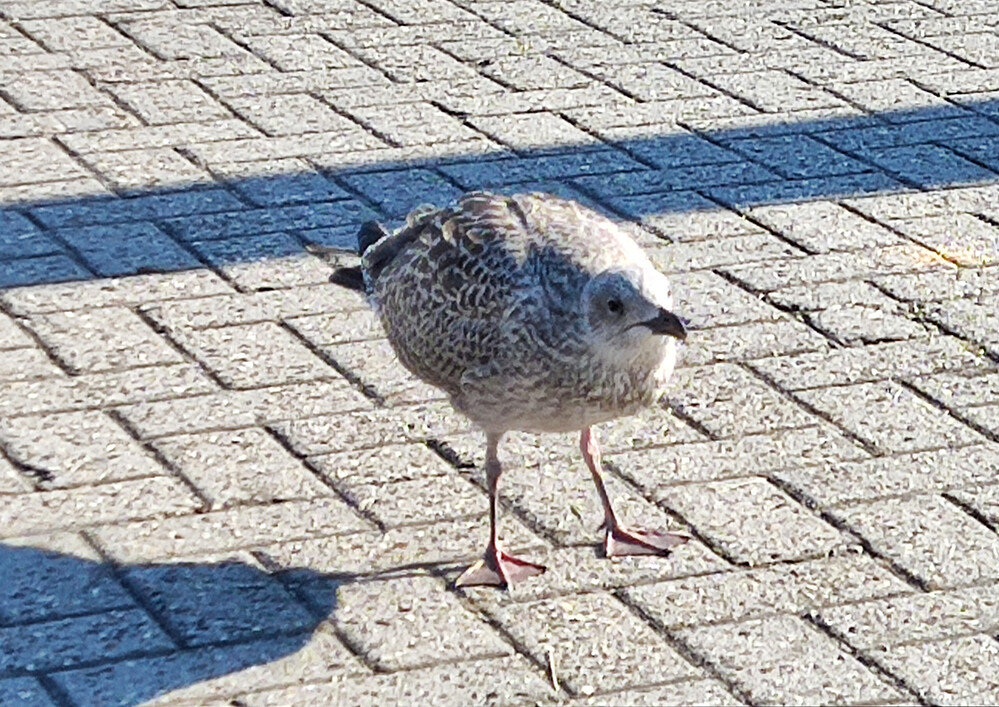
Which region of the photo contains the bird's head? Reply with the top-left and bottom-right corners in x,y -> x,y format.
582,266 -> 686,362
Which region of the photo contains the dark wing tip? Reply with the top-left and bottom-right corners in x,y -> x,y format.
357,221 -> 389,256
329,266 -> 366,292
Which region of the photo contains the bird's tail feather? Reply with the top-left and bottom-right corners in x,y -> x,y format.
305,221 -> 389,293
329,266 -> 365,292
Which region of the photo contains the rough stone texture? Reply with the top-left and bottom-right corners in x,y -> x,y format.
678,615 -> 905,706
487,591 -> 701,695
2,1 -> 999,703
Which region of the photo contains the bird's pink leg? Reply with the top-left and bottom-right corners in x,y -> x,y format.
580,427 -> 689,557
455,433 -> 546,589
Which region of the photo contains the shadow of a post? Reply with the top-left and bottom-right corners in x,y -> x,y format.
0,543 -> 340,706
1,98 -> 998,291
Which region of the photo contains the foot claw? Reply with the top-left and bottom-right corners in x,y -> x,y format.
455,549 -> 546,589
605,525 -> 689,558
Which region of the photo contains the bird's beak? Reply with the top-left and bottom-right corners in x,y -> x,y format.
641,308 -> 687,340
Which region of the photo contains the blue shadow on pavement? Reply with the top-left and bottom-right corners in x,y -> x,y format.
1,98 -> 998,290
0,543 -> 340,706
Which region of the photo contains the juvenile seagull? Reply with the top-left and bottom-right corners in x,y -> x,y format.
322,191 -> 689,588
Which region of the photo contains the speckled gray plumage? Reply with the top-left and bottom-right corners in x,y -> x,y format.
363,191 -> 679,434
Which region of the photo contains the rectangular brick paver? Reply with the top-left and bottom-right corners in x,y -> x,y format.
2,0 -> 999,703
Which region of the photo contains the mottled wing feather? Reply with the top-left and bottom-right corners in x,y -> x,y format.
372,193 -> 531,396
370,191 -> 656,420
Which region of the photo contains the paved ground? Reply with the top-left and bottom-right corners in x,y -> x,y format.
1,0 -> 999,705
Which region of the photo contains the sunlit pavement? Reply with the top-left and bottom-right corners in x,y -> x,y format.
1,1 -> 999,704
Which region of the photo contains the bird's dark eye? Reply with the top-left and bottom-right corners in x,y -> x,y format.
607,298 -> 623,315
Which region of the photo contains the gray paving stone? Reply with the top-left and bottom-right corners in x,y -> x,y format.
751,336 -> 993,390
28,189 -> 243,229
238,32 -> 362,71
564,96 -> 754,132
468,112 -> 601,154
105,79 -> 232,125
0,347 -> 65,381
462,543 -> 725,611
0,678 -> 57,707
232,655 -> 555,707
949,484 -> 999,527
335,575 -> 511,671
116,16 -> 254,61
0,253 -> 91,289
323,338 -> 446,404
258,515 -> 546,580
831,78 -> 964,121
225,93 -> 362,137
309,442 -> 452,488
0,211 -> 59,260
76,147 -> 210,194
677,614 -> 904,705
0,476 -> 202,538
170,321 -> 331,389
208,157 -> 351,207
709,70 -> 850,113
796,381 -> 985,454
20,15 -> 132,52
568,678 -> 742,706
645,233 -> 802,272
0,455 -> 31,493
613,425 -> 869,495
746,201 -> 905,253
910,371 -> 999,410
767,279 -> 906,313
872,634 -> 999,705
335,473 -> 488,528
440,150 -> 644,191
680,318 -> 831,365
273,400 -> 467,456
663,477 -> 850,565
670,270 -> 784,328
925,297 -> 999,353
726,133 -> 872,179
0,532 -> 134,623
0,362 -> 217,418
785,435 -> 997,500
624,552 -> 911,630
810,302 -> 931,346
27,306 -> 184,374
123,552 -> 316,647
56,624 -> 364,707
57,120 -> 261,155
92,496 -> 373,564
669,372 -> 815,439
0,409 -> 165,488
865,143 -> 998,189
163,201 -> 378,241
0,137 -> 90,186
153,427 -> 331,509
55,222 -> 200,277
0,70 -> 111,111
831,494 -> 999,590
818,116 -> 999,153
817,583 -> 999,649
489,591 -> 701,695
342,168 -> 464,219
142,284 -> 365,332
115,378 -> 370,438
0,607 -> 174,673
189,235 -> 333,292
722,244 -> 949,293
286,308 -> 383,346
